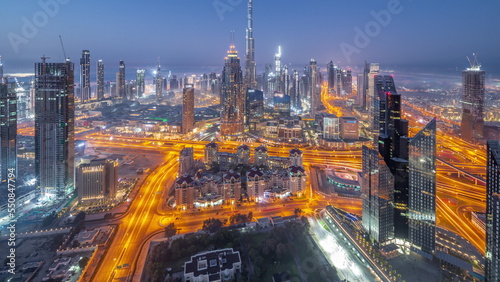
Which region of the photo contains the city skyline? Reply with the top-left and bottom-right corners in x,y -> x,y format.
0,1 -> 498,281
1,1 -> 500,76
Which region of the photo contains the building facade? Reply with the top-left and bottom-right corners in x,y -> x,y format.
116,60 -> 126,99
136,69 -> 145,98
182,84 -> 195,134
80,50 -> 91,103
486,140 -> 500,281
220,43 -> 245,136
77,159 -> 118,205
96,60 -> 104,100
0,83 -> 17,191
35,58 -> 75,199
244,0 -> 257,89
175,174 -> 195,209
460,64 -> 485,141
408,118 -> 436,254
245,88 -> 263,130
361,146 -> 394,244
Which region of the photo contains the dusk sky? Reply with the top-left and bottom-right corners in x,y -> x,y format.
1,0 -> 500,75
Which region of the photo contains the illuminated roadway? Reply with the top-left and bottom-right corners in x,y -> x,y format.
68,86 -> 488,280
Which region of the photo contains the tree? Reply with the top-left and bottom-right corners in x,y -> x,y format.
202,218 -> 223,233
294,208 -> 302,216
42,211 -> 58,227
164,223 -> 176,238
51,234 -> 65,249
79,257 -> 90,269
248,211 -> 253,221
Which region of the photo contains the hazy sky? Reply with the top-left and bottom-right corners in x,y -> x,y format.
1,0 -> 499,75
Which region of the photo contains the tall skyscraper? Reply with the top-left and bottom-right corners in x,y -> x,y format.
155,59 -> 163,101
327,61 -> 335,93
290,69 -> 301,112
357,73 -> 364,105
0,82 -> 17,191
274,46 -> 282,83
244,0 -> 257,89
309,59 -> 318,117
35,57 -> 75,199
460,56 -> 485,141
361,146 -> 394,244
116,60 -> 126,99
367,63 -> 380,127
80,50 -> 91,103
342,69 -> 352,96
136,69 -> 145,98
77,159 -> 118,205
0,56 -> 3,82
246,88 -> 263,131
408,118 -> 436,253
182,84 -> 195,134
374,75 -> 410,240
486,140 -> 500,281
97,60 -> 104,100
220,42 -> 245,136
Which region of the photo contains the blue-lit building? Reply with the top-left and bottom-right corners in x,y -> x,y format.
246,88 -> 263,130
408,118 -> 436,253
273,92 -> 290,117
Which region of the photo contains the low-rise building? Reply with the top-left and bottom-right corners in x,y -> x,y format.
222,170 -> 242,203
175,174 -> 195,209
184,248 -> 242,282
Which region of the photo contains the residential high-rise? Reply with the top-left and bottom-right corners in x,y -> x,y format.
175,175 -> 195,209
136,69 -> 145,98
77,159 -> 118,205
486,140 -> 500,281
361,146 -> 394,244
244,0 -> 257,89
237,144 -> 250,165
408,118 -> 436,253
116,60 -> 126,99
0,82 -> 17,191
179,147 -> 194,175
35,57 -> 75,199
80,50 -> 91,103
309,59 -> 318,117
460,57 -> 485,141
246,88 -> 263,130
220,42 -> 245,136
156,59 -> 163,101
182,84 -> 195,134
96,60 -> 104,100
204,142 -> 219,168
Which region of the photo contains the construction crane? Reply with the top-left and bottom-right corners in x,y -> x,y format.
59,35 -> 67,60
467,53 -> 481,70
